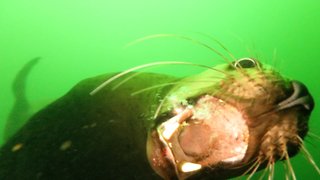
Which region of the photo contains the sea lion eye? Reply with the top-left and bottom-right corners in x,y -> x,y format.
233,58 -> 257,68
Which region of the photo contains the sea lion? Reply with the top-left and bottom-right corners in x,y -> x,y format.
4,57 -> 40,141
0,55 -> 316,180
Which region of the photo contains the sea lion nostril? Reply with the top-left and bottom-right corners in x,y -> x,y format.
293,80 -> 315,110
292,81 -> 312,98
277,80 -> 314,111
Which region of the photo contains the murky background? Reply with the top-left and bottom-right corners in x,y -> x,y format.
1,0 -> 319,179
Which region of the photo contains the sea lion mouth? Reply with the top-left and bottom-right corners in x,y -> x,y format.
150,95 -> 250,179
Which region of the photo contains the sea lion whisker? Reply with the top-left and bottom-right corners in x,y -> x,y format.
284,151 -> 297,180
112,66 -> 224,91
131,79 -> 222,96
258,161 -> 270,180
303,135 -> 319,148
194,32 -> 237,61
222,153 -> 261,171
241,160 -> 258,176
124,33 -> 234,67
282,161 -> 290,180
308,132 -> 320,142
89,61 -> 228,95
238,158 -> 259,179
268,161 -> 275,180
111,71 -> 144,90
246,160 -> 261,180
131,82 -> 180,96
154,96 -> 167,119
279,143 -> 288,160
296,136 -> 320,174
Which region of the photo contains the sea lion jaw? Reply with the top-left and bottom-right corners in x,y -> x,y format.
147,95 -> 250,179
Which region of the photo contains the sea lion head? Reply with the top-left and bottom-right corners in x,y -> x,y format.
146,57 -> 314,179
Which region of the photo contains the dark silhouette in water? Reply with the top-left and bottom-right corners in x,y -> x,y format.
4,57 -> 40,141
0,57 -> 315,179
1,69 -> 174,179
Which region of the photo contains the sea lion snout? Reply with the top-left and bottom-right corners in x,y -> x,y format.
241,79 -> 315,177
277,80 -> 314,112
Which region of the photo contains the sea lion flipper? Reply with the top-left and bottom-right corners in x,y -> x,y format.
4,57 -> 40,141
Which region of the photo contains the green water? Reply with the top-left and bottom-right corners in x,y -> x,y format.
0,0 -> 319,179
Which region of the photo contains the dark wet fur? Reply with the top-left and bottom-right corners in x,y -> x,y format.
0,72 -> 178,179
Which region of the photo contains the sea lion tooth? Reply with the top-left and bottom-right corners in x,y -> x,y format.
158,107 -> 193,140
179,162 -> 202,173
